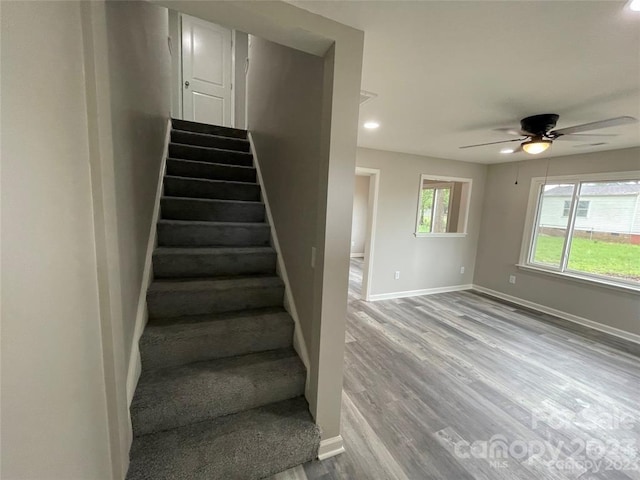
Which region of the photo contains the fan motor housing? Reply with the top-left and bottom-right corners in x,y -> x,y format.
520,114 -> 559,136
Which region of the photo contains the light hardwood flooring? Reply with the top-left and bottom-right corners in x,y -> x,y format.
272,259 -> 640,479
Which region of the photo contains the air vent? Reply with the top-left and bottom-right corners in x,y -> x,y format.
360,90 -> 378,106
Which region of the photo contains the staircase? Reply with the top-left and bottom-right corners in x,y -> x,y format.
126,119 -> 320,480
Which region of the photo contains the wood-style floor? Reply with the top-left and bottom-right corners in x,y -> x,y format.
272,259 -> 640,480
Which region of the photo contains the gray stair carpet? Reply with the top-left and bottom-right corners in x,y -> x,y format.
127,119 -> 319,480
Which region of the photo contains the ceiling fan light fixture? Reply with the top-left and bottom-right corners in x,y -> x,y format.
522,137 -> 552,155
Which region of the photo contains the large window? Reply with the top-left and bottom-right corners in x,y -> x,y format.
523,173 -> 640,288
415,175 -> 472,236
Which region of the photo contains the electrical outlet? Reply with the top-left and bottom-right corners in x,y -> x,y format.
509,275 -> 516,284
351,240 -> 355,247
394,271 -> 400,280
460,266 -> 465,274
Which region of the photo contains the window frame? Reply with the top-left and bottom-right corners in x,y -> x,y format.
519,171 -> 640,292
414,174 -> 472,237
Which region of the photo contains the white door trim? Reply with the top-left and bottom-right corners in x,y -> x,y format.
355,167 -> 380,302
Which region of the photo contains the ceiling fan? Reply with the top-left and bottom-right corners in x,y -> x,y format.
459,114 -> 638,154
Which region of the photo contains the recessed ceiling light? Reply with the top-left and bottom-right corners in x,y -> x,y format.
364,121 -> 380,129
628,0 -> 640,11
500,148 -> 515,154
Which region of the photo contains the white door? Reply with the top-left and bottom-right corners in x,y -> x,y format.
181,15 -> 232,127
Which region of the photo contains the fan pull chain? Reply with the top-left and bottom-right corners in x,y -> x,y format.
543,157 -> 551,186
514,163 -> 520,185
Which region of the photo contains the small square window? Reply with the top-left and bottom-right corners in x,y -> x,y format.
415,175 -> 472,235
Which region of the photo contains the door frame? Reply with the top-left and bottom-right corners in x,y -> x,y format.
355,167 -> 380,301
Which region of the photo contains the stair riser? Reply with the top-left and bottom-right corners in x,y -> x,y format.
164,176 -> 260,202
172,119 -> 247,139
132,362 -> 305,436
147,285 -> 284,318
169,143 -> 253,167
161,198 -> 265,223
157,223 -> 271,247
171,130 -> 250,153
153,251 -> 276,278
141,316 -> 294,369
166,159 -> 256,183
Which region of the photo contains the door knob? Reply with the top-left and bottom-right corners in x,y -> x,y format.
184,81 -> 190,88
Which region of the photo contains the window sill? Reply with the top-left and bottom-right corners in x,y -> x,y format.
516,263 -> 640,295
414,233 -> 467,238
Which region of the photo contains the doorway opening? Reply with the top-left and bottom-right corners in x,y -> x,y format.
349,167 -> 380,301
168,11 -> 248,129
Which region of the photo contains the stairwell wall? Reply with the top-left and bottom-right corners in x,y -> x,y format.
103,0 -> 171,384
81,0 -> 172,474
247,36 -> 325,358
1,2 -> 113,478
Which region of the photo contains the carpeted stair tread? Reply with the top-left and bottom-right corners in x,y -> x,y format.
152,246 -> 277,278
154,246 -> 275,255
126,396 -> 320,480
149,276 -> 283,293
131,349 -> 305,436
172,118 -> 248,139
147,276 -> 284,318
166,158 -> 257,183
147,306 -> 285,325
140,309 -> 294,368
169,143 -> 253,167
158,219 -> 270,228
164,175 -> 261,202
157,219 -> 271,247
161,196 -> 265,223
171,129 -> 250,152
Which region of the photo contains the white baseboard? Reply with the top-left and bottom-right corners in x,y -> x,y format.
247,133 -> 311,392
368,284 -> 473,302
472,284 -> 640,346
350,253 -> 364,258
317,435 -> 345,460
126,119 -> 171,405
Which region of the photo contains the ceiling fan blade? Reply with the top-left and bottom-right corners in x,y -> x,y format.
550,116 -> 637,136
459,138 -> 525,149
555,133 -> 618,141
494,127 -> 525,136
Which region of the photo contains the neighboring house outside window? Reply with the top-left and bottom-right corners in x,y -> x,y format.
521,174 -> 640,288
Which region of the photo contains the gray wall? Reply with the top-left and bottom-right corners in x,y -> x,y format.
247,36 -> 324,353
356,147 -> 487,296
1,1 -> 112,477
474,147 -> 640,336
351,175 -> 370,255
105,0 -> 171,371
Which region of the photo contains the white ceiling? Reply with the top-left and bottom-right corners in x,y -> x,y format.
291,0 -> 640,164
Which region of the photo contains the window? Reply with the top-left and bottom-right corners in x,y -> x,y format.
562,200 -> 589,217
523,173 -> 640,288
415,175 -> 472,236
418,182 -> 451,233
